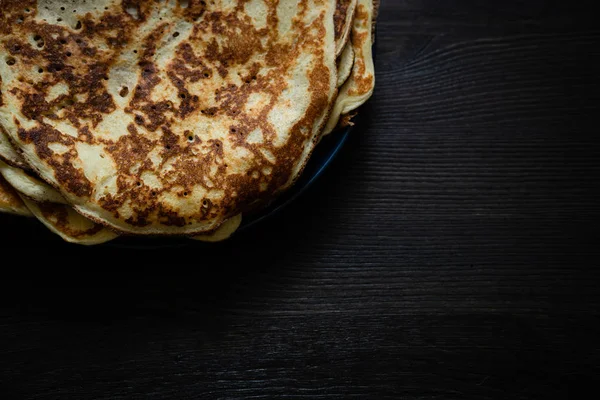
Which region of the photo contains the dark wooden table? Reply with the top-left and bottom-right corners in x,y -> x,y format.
1,1 -> 599,398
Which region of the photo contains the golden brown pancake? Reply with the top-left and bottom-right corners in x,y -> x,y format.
0,0 -> 339,236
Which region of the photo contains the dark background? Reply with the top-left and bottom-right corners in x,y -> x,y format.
1,1 -> 599,398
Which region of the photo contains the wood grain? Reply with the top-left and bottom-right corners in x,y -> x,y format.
1,1 -> 599,399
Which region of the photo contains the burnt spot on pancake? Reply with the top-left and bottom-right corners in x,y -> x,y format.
104,124 -> 154,174
16,123 -> 93,198
201,11 -> 265,77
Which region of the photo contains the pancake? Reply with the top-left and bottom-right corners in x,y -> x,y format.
322,0 -> 375,136
334,0 -> 358,56
20,196 -> 119,245
0,0 -> 339,236
0,174 -> 32,216
0,159 -> 68,204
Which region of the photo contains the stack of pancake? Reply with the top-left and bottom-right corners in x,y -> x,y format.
0,0 -> 376,245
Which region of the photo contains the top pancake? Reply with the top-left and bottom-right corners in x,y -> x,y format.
0,0 -> 338,235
